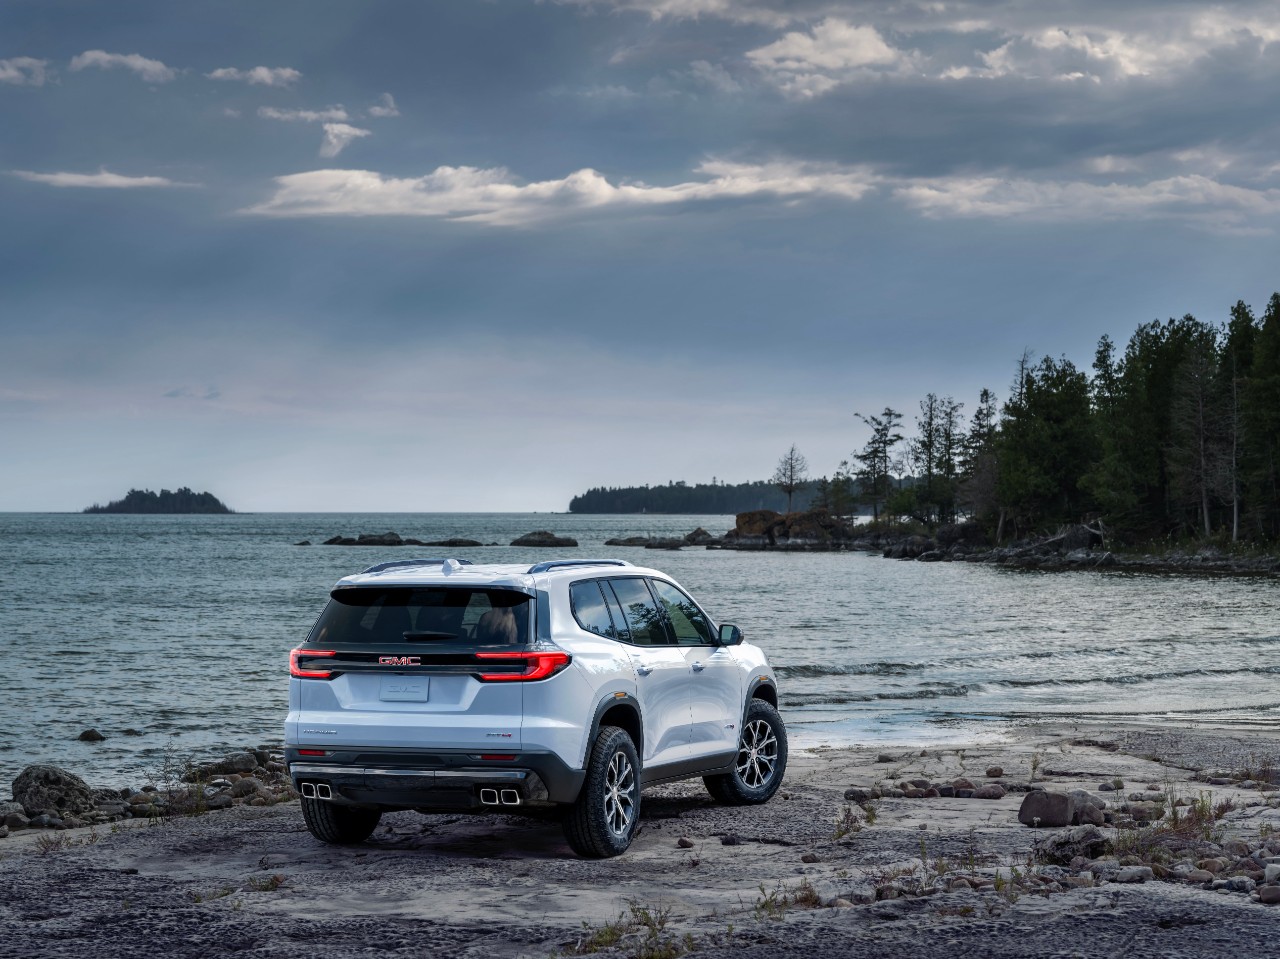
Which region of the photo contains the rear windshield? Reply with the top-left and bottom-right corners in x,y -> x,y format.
308,587 -> 532,647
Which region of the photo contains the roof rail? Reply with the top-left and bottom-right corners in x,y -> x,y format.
361,558 -> 475,574
526,559 -> 632,574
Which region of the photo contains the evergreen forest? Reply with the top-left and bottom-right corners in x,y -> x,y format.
84,488 -> 233,514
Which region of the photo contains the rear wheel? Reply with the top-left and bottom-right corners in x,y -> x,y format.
301,797 -> 382,844
563,726 -> 641,858
704,699 -> 787,805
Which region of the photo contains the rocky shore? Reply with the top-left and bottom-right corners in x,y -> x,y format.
3,724 -> 1279,957
694,510 -> 1280,577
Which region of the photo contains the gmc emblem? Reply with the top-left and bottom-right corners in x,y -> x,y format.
378,656 -> 421,666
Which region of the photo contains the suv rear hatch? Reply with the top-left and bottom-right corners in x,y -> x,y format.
290,585 -> 567,750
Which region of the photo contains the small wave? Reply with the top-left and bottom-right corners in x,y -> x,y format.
876,684 -> 973,701
777,662 -> 929,679
991,664 -> 1280,689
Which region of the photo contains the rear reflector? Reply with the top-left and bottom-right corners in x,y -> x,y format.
290,648 -> 337,678
297,749 -> 327,757
480,754 -> 516,761
474,650 -> 571,682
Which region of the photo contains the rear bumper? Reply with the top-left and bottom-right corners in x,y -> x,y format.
285,746 -> 584,810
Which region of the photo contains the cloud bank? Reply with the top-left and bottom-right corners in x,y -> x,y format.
243,159 -> 879,224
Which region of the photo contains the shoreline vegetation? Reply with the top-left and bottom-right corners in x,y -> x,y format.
570,292 -> 1280,562
3,724 -> 1279,956
84,487 -> 232,514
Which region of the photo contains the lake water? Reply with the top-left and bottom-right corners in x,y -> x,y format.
3,512 -> 1278,787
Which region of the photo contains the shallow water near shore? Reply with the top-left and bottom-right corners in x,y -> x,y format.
3,511 -> 1278,786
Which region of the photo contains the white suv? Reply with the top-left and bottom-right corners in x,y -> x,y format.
285,558 -> 786,857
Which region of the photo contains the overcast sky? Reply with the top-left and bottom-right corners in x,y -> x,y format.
3,0 -> 1280,511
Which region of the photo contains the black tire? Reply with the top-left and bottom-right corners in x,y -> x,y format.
704,699 -> 787,806
563,726 -> 641,858
300,797 -> 382,844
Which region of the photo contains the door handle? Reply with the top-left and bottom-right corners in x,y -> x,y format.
690,661 -> 705,672
636,665 -> 653,676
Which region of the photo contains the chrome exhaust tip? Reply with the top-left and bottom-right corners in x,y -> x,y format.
500,789 -> 521,806
479,788 -> 499,805
316,783 -> 333,800
300,782 -> 317,799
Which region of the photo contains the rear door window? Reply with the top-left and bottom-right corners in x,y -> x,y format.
607,578 -> 673,647
649,580 -> 716,646
309,588 -> 531,646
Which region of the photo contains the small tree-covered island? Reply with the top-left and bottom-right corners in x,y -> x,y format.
84,488 -> 233,514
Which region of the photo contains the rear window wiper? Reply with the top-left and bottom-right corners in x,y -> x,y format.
402,631 -> 458,641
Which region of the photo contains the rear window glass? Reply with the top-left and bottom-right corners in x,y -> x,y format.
569,581 -> 617,638
309,588 -> 531,646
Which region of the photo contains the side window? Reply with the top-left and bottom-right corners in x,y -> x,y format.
569,581 -> 616,639
600,583 -> 631,643
650,580 -> 716,646
607,578 -> 672,647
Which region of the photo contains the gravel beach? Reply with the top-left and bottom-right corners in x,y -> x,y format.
3,722 -> 1279,959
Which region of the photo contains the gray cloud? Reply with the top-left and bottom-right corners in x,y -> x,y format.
367,92 -> 399,117
258,104 -> 349,122
207,65 -> 301,86
12,169 -> 191,188
318,122 -> 371,157
68,50 -> 176,83
0,56 -> 49,86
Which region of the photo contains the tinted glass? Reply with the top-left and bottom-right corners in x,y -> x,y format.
650,580 -> 716,646
309,588 -> 530,646
601,583 -> 631,642
608,578 -> 672,646
569,581 -> 616,638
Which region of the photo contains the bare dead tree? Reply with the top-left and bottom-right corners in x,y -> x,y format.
772,444 -> 809,514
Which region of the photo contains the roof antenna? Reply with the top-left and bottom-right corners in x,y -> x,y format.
442,558 -> 463,575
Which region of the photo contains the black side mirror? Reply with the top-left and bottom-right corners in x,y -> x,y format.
718,623 -> 743,646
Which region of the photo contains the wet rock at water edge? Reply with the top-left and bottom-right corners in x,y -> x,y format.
510,531 -> 578,547
294,540 -> 311,546
13,765 -> 97,818
122,728 -> 143,737
604,536 -> 652,547
972,784 -> 1006,800
677,837 -> 694,849
77,728 -> 106,742
684,527 -> 717,545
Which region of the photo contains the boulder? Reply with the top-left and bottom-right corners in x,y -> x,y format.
1019,791 -> 1075,828
604,536 -> 652,547
184,751 -> 258,781
985,766 -> 1004,778
77,728 -> 106,742
1033,825 -> 1112,865
358,531 -> 404,546
973,784 -> 1006,800
510,531 -> 578,547
13,765 -> 96,818
424,538 -> 483,548
733,510 -> 781,538
684,527 -> 717,545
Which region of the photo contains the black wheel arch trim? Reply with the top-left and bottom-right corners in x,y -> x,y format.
744,676 -> 778,717
586,692 -> 644,769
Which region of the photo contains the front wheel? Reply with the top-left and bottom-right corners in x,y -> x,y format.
300,797 -> 382,844
704,699 -> 787,805
563,726 -> 641,858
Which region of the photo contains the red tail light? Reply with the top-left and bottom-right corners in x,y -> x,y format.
474,650 -> 571,682
290,648 -> 336,678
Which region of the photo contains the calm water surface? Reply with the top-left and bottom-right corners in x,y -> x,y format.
3,512 -> 1277,786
